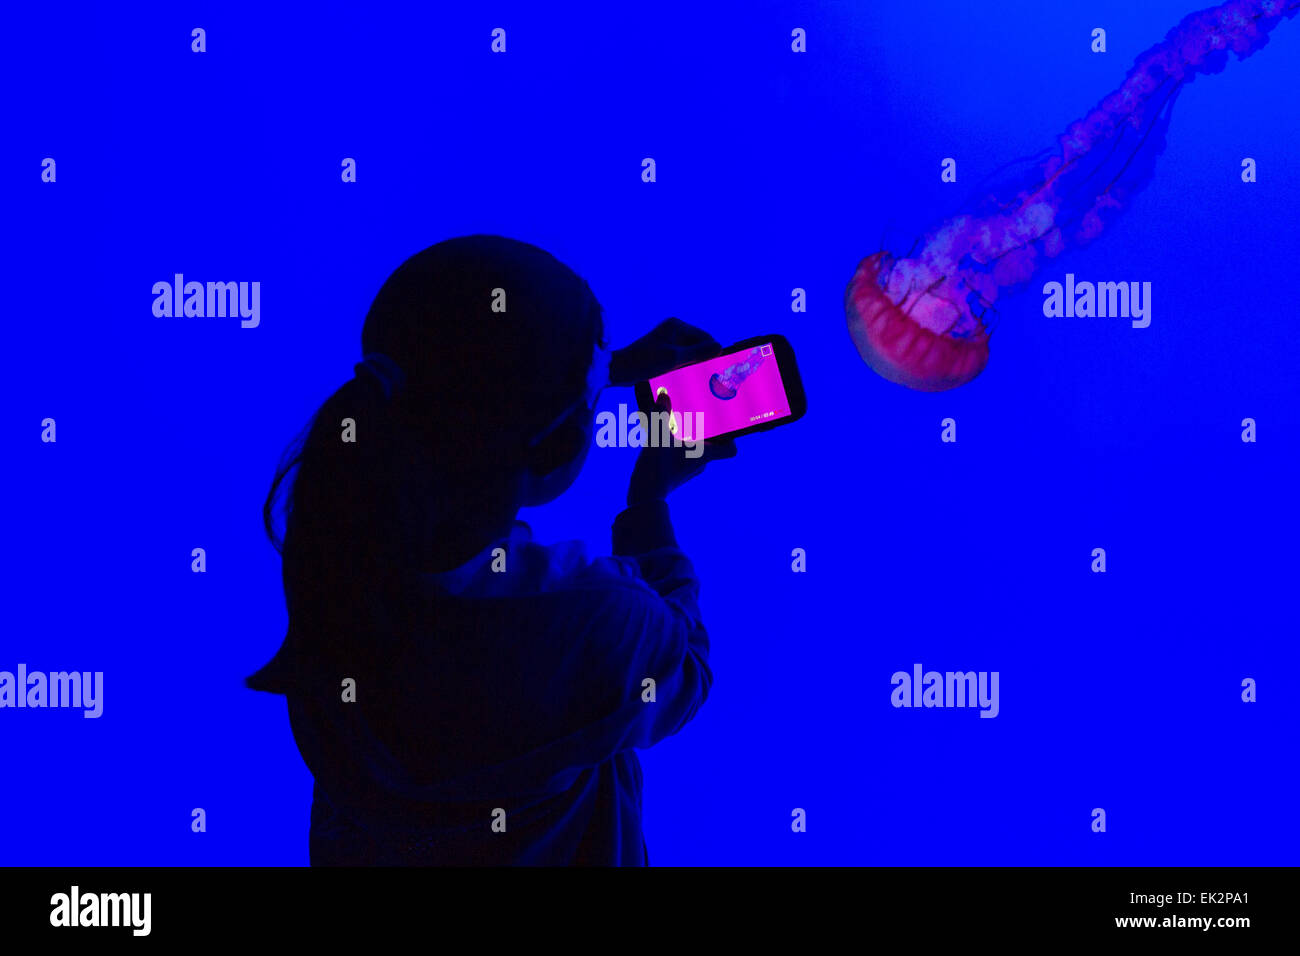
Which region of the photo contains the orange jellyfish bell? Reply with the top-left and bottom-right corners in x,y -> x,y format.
845,252 -> 989,392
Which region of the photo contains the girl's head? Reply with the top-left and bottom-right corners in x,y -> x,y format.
359,234 -> 606,490
253,236 -> 604,689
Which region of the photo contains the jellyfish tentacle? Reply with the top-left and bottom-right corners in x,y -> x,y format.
1071,76 -> 1172,190
1101,79 -> 1185,198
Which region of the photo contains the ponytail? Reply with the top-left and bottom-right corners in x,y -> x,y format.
247,370 -> 426,694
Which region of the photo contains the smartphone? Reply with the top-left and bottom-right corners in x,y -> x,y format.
635,334 -> 807,443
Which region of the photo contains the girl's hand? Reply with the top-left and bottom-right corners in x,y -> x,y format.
609,317 -> 722,386
627,391 -> 737,507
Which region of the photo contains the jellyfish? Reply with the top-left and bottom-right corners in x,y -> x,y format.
846,0 -> 1298,392
709,347 -> 768,400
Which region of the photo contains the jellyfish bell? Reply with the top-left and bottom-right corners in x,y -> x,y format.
845,251 -> 990,392
707,347 -> 767,400
709,373 -> 738,400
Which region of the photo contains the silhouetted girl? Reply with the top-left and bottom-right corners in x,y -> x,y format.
248,235 -> 733,865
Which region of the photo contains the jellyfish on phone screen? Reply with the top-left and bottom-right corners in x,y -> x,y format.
846,0 -> 1297,392
709,347 -> 767,400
